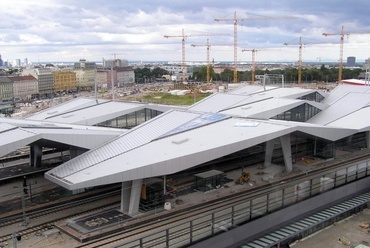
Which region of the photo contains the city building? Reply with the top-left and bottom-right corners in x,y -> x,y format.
13,59 -> 21,68
53,70 -> 77,93
96,69 -> 109,89
8,75 -> 38,100
0,76 -> 14,102
116,66 -> 135,87
21,68 -> 54,98
347,56 -> 356,67
103,58 -> 129,68
73,59 -> 96,91
0,54 -> 4,67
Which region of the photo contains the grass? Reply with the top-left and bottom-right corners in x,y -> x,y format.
139,92 -> 212,106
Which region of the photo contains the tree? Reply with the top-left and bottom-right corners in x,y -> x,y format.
220,69 -> 234,82
152,67 -> 169,78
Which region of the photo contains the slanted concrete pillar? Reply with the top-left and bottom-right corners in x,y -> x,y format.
30,145 -> 42,167
128,179 -> 143,215
366,131 -> 370,149
280,134 -> 293,173
120,181 -> 132,213
264,139 -> 275,168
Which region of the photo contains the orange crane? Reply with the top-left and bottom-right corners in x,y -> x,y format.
322,26 -> 370,83
191,39 -> 231,85
284,37 -> 327,84
164,29 -> 226,84
215,12 -> 295,84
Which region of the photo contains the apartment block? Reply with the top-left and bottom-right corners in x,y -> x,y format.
0,76 -> 14,102
21,68 -> 54,97
53,70 -> 77,93
74,59 -> 96,91
8,75 -> 38,100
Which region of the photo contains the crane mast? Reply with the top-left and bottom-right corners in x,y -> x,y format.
284,37 -> 303,84
215,12 -> 295,84
322,26 -> 350,84
242,49 -> 257,84
284,37 -> 327,84
323,26 -> 370,83
165,29 -> 226,84
192,39 -> 231,85
233,12 -> 238,84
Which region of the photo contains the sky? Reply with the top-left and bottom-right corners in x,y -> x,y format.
1,0 -> 370,64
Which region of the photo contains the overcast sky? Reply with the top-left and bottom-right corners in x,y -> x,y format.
1,0 -> 370,64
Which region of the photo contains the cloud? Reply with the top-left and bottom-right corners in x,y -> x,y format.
0,0 -> 369,63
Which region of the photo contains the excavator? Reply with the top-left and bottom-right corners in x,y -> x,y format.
235,171 -> 250,185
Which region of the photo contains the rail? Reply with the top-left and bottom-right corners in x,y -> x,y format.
74,151 -> 370,248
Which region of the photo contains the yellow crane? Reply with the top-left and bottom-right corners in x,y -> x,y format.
322,26 -> 370,83
191,39 -> 231,85
242,48 -> 281,84
164,29 -> 226,84
215,12 -> 295,84
191,39 -> 212,85
284,37 -> 326,84
241,49 -> 258,84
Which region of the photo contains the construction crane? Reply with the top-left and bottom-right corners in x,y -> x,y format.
191,39 -> 231,85
322,26 -> 370,83
164,29 -> 226,84
242,48 -> 281,84
191,39 -> 212,85
241,49 -> 258,84
215,12 -> 295,84
284,37 -> 326,84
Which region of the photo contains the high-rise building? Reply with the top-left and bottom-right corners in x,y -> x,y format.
13,59 -> 21,67
347,56 -> 356,67
0,54 -> 4,67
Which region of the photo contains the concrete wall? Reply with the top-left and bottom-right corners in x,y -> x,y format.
189,176 -> 370,248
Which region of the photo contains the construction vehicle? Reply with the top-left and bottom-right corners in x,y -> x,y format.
235,171 -> 250,185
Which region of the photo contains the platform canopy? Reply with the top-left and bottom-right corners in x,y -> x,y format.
0,118 -> 124,157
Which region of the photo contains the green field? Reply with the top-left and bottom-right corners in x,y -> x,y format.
140,92 -> 211,106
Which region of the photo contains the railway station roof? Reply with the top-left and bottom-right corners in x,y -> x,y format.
25,97 -> 179,125
44,84 -> 370,190
0,84 -> 369,190
0,118 -> 124,157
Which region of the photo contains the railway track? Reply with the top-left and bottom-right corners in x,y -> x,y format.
0,190 -> 121,243
75,150 -> 370,248
0,148 -> 368,247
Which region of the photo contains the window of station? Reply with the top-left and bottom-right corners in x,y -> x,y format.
298,92 -> 325,102
95,108 -> 163,129
271,103 -> 321,122
335,132 -> 367,151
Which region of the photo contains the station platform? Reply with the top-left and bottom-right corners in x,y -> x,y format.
0,155 -> 340,247
53,157 -> 325,243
